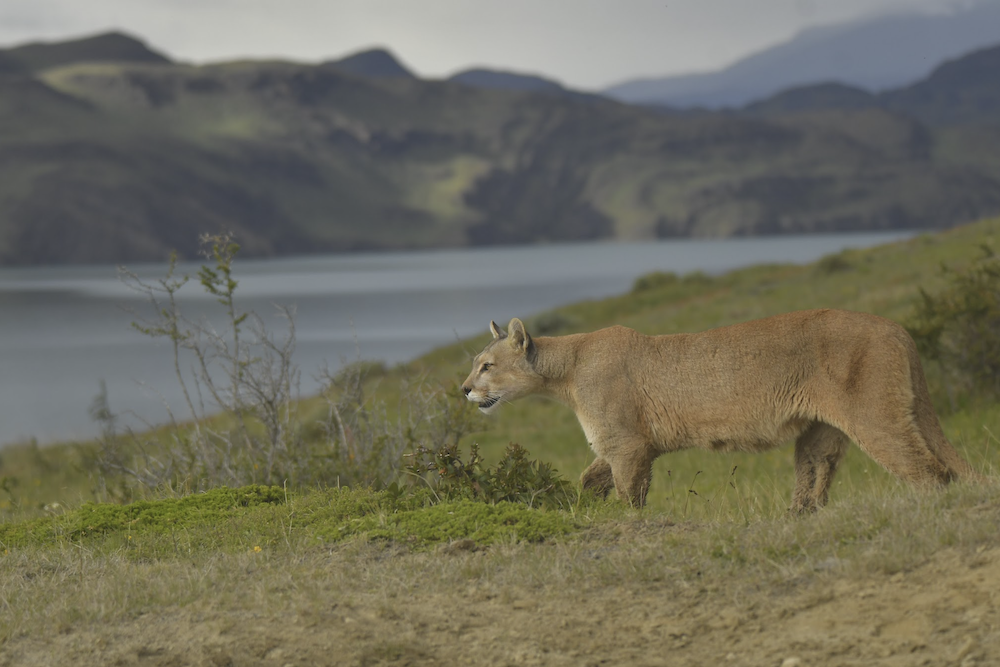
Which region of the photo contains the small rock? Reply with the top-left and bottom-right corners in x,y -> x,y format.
781,658 -> 803,667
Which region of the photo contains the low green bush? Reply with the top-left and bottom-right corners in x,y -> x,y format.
908,244 -> 1000,403
403,442 -> 578,510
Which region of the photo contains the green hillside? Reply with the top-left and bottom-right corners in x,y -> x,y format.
1,32 -> 1000,264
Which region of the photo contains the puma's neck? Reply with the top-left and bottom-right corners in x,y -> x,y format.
531,335 -> 583,405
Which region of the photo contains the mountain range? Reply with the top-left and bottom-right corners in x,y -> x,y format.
603,2 -> 1000,108
327,47 -> 590,99
0,28 -> 999,265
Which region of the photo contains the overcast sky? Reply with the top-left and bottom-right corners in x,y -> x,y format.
0,0 -> 982,89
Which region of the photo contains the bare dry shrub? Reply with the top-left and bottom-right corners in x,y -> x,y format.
88,234 -> 481,497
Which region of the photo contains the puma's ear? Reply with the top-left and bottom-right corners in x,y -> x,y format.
489,320 -> 504,339
507,317 -> 532,352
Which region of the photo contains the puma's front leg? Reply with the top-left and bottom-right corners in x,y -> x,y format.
605,440 -> 655,508
580,457 -> 615,497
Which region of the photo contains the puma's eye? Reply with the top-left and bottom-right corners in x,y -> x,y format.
480,362 -> 492,372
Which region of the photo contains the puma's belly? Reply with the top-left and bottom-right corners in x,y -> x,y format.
650,411 -> 811,454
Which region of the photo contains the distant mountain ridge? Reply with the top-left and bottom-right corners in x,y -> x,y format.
746,43 -> 1000,127
324,48 -> 415,79
743,83 -> 877,115
448,68 -> 566,93
447,68 -> 608,103
604,2 -> 1000,108
882,42 -> 1000,126
4,31 -> 171,72
1,30 -> 999,265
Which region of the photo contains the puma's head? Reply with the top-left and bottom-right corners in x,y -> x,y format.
461,318 -> 543,414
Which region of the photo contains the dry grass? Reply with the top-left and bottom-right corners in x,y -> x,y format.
2,479 -> 998,646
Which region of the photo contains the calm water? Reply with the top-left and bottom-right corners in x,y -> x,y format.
0,232 -> 912,446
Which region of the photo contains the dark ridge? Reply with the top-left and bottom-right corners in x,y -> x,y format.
324,48 -> 415,79
882,43 -> 1000,126
744,82 -> 877,115
0,51 -> 29,75
6,31 -> 172,72
449,68 -> 566,93
448,68 -> 608,103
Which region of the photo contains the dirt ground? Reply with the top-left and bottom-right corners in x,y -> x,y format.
3,544 -> 998,667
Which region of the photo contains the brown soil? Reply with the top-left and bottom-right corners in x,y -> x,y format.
3,545 -> 998,667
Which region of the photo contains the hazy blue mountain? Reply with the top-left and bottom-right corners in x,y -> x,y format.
3,31 -> 171,72
324,48 -> 415,78
882,43 -> 1000,126
604,2 -> 1000,108
746,43 -> 1000,127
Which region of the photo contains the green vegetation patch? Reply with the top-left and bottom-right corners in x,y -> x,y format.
352,500 -> 579,545
289,486 -> 580,546
0,484 -> 582,554
0,485 -> 285,547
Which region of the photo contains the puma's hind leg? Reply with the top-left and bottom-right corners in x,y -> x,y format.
791,422 -> 850,513
907,350 -> 984,482
838,409 -> 953,487
821,337 -> 956,487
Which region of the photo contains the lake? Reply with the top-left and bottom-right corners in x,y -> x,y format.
0,231 -> 912,446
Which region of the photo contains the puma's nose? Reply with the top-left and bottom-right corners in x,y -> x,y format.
462,385 -> 472,396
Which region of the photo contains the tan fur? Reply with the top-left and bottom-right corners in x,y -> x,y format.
461,309 -> 980,508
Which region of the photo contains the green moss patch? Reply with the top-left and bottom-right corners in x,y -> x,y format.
351,500 -> 579,546
0,485 -> 285,547
0,485 -> 582,554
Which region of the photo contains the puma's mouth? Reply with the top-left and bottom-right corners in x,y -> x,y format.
478,396 -> 500,410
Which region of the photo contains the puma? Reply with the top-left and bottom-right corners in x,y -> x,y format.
461,309 -> 979,508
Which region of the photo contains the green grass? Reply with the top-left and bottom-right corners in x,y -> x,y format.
0,485 -> 581,559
